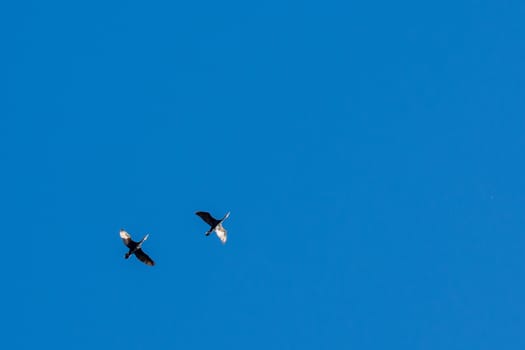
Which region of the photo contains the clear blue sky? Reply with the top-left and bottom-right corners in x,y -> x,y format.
2,1 -> 524,349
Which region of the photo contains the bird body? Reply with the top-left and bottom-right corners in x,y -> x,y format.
120,229 -> 155,266
196,211 -> 230,244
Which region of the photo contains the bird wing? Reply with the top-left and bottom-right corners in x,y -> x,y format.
196,211 -> 219,227
120,229 -> 135,248
222,211 -> 231,221
215,224 -> 227,244
134,249 -> 155,266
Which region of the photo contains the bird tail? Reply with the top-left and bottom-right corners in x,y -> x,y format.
125,252 -> 131,259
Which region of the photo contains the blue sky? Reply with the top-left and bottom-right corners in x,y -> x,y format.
2,0 -> 525,349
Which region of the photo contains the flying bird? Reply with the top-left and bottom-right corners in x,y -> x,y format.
195,211 -> 230,244
119,229 -> 155,266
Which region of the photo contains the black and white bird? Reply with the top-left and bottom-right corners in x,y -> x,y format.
119,229 -> 155,266
195,211 -> 230,244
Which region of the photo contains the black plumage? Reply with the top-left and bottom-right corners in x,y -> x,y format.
195,211 -> 230,244
196,211 -> 221,227
120,229 -> 155,266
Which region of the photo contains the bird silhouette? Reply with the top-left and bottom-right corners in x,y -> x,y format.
195,211 -> 230,244
120,229 -> 155,266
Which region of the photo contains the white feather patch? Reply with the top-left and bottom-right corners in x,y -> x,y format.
120,229 -> 131,240
215,224 -> 227,244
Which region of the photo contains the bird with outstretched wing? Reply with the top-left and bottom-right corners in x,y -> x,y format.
195,211 -> 230,244
120,229 -> 155,266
